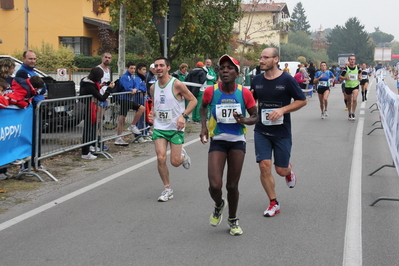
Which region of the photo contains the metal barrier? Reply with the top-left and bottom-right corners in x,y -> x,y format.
16,91 -> 148,181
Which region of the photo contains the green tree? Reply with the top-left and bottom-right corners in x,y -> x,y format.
288,31 -> 312,48
289,2 -> 310,34
369,29 -> 394,45
326,17 -> 374,65
105,0 -> 241,63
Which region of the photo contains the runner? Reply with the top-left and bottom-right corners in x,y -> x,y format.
340,55 -> 361,121
360,63 -> 371,101
200,54 -> 258,235
313,62 -> 335,119
251,47 -> 307,217
148,57 -> 197,202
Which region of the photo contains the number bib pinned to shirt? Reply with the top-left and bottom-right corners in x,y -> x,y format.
261,108 -> 283,126
215,103 -> 241,123
156,109 -> 172,123
349,74 -> 358,80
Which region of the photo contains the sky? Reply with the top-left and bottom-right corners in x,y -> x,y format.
281,0 -> 399,42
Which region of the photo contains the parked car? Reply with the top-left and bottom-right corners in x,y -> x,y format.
0,55 -> 82,132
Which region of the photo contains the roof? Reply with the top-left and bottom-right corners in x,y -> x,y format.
83,17 -> 111,30
240,2 -> 290,16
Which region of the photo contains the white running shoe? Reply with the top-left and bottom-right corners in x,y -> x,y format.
181,148 -> 191,169
115,138 -> 129,146
81,152 -> 97,160
128,125 -> 141,134
158,188 -> 174,202
321,113 -> 325,119
324,111 -> 329,117
263,201 -> 281,217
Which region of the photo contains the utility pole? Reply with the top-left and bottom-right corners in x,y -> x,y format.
118,2 -> 126,76
24,0 -> 29,51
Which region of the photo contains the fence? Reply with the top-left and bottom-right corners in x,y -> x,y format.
4,91 -> 149,182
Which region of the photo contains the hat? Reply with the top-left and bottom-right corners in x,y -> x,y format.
196,62 -> 204,67
218,54 -> 240,72
150,63 -> 155,68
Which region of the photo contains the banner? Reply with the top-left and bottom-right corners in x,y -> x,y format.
376,82 -> 399,176
0,105 -> 33,166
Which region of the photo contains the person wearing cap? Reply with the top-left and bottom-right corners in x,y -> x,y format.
185,62 -> 207,123
145,63 -> 157,96
148,57 -> 197,202
251,47 -> 306,218
200,54 -> 258,235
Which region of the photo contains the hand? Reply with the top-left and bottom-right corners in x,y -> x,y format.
176,115 -> 186,131
233,112 -> 244,124
148,111 -> 154,124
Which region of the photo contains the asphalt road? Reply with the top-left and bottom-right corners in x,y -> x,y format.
1,74 -> 399,266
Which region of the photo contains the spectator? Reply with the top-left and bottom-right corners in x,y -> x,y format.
145,63 -> 156,96
16,50 -> 46,171
294,68 -> 310,90
132,63 -> 151,142
0,58 -> 15,179
185,62 -> 207,123
96,52 -> 113,151
114,62 -> 145,146
307,62 -> 316,91
7,76 -> 44,108
282,63 -> 290,74
172,63 -> 189,81
0,78 -> 9,109
79,67 -> 114,160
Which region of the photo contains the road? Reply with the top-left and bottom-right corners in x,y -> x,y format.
1,75 -> 399,266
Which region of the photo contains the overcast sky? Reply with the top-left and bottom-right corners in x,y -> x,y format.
282,0 -> 398,42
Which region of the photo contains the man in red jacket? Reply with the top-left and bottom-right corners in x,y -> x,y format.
7,76 -> 44,108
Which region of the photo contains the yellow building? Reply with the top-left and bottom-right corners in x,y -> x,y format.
0,0 -> 113,55
233,1 -> 290,53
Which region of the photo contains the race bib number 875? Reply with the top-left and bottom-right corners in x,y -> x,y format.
215,103 -> 241,123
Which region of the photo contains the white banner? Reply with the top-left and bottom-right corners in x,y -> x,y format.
376,81 -> 399,176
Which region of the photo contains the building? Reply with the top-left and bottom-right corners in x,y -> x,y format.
0,0 -> 114,56
233,1 -> 290,53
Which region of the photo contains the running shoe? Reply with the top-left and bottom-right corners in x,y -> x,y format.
352,113 -> 356,120
102,145 -> 109,151
285,163 -> 296,188
348,114 -> 352,121
324,111 -> 329,117
263,201 -> 280,217
158,188 -> 174,202
181,148 -> 191,170
81,152 -> 97,160
321,113 -> 325,119
134,136 -> 146,143
210,198 -> 226,226
0,173 -> 8,180
115,138 -> 129,146
128,125 -> 141,134
143,136 -> 153,142
228,217 -> 243,235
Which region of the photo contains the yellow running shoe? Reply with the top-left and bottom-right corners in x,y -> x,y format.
210,198 -> 226,226
228,217 -> 243,235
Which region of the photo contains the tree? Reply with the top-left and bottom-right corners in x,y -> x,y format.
326,17 -> 374,65
289,2 -> 310,34
288,31 -> 312,48
104,0 -> 241,63
369,29 -> 394,46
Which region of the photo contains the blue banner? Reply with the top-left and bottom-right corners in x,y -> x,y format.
0,105 -> 33,166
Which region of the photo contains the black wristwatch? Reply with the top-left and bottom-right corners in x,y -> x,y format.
182,113 -> 189,119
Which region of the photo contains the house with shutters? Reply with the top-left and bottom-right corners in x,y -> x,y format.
233,1 -> 290,53
0,0 -> 114,55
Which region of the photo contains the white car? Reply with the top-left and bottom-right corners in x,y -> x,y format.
0,55 -> 49,78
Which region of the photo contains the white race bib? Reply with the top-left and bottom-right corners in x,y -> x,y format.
362,75 -> 368,79
318,81 -> 328,87
156,109 -> 172,123
349,74 -> 358,80
261,109 -> 283,126
215,103 -> 241,124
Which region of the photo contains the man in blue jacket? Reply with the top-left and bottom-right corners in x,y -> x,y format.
114,62 -> 145,146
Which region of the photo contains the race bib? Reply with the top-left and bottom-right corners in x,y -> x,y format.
156,109 -> 172,123
261,109 -> 283,126
215,103 -> 241,124
362,75 -> 368,80
318,81 -> 328,87
349,74 -> 358,80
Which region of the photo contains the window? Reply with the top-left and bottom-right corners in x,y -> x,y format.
1,0 -> 14,10
60,37 -> 92,56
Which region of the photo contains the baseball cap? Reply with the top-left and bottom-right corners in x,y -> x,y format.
150,63 -> 155,68
196,62 -> 204,67
218,54 -> 240,72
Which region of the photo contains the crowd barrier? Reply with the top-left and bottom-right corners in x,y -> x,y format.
0,91 -> 149,182
369,79 -> 399,206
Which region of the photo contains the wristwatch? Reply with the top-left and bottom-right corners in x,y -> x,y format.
182,113 -> 189,119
